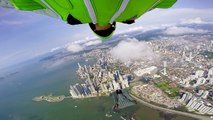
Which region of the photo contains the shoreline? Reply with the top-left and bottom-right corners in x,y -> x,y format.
130,94 -> 212,120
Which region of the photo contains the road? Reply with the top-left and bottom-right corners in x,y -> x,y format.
130,94 -> 212,120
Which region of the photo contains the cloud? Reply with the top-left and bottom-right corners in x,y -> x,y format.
181,17 -> 213,25
164,26 -> 209,35
115,8 -> 213,33
181,17 -> 205,24
66,37 -> 102,51
66,43 -> 84,53
110,38 -> 156,63
149,8 -> 213,21
50,47 -> 61,52
83,40 -> 102,46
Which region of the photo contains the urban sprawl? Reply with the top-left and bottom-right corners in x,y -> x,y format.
69,35 -> 213,116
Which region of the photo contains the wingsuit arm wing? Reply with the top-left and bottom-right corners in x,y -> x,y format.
154,0 -> 177,9
0,0 -> 60,19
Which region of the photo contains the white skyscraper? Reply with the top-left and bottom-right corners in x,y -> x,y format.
163,61 -> 167,75
112,80 -> 120,90
208,108 -> 213,115
189,52 -> 193,61
189,101 -> 197,109
193,102 -> 202,110
70,86 -> 78,98
201,91 -> 209,99
179,93 -> 186,102
182,50 -> 186,58
186,97 -> 197,108
198,104 -> 206,112
108,81 -> 114,91
78,63 -> 82,69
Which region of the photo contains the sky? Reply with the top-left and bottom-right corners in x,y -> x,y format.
0,0 -> 213,69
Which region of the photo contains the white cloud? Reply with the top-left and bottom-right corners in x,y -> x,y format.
110,38 -> 156,63
181,17 -> 213,25
115,8 -> 213,34
164,26 -> 209,35
83,40 -> 102,46
181,17 -> 206,24
50,47 -> 61,52
147,8 -> 213,22
66,43 -> 84,53
73,36 -> 99,45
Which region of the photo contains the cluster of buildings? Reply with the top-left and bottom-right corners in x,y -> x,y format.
179,92 -> 213,115
133,66 -> 158,77
149,36 -> 213,107
131,83 -> 181,108
179,68 -> 213,87
70,54 -> 130,98
68,34 -> 213,116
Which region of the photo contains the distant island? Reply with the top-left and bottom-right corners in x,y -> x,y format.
33,94 -> 66,102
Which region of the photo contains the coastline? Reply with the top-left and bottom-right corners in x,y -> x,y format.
130,94 -> 212,120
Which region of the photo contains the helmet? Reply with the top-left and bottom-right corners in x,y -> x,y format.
89,22 -> 116,39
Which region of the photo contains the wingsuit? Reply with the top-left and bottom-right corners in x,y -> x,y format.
1,0 -> 177,38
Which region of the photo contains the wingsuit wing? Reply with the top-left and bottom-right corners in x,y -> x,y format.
154,0 -> 177,9
0,0 -> 59,19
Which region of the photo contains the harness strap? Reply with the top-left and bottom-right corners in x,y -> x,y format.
83,0 -> 97,24
84,0 -> 130,25
109,0 -> 130,24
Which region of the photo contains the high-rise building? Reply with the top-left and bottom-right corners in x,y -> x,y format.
121,78 -> 129,89
100,84 -> 108,93
209,68 -> 213,76
108,81 -> 114,91
193,102 -> 202,110
197,90 -> 204,96
193,77 -> 206,87
185,92 -> 193,102
163,61 -> 167,75
189,101 -> 197,109
202,106 -> 211,114
189,52 -> 193,61
209,78 -> 213,84
186,97 -> 196,107
78,63 -> 82,69
112,80 -> 120,90
199,106 -> 207,113
201,91 -> 209,99
179,93 -> 186,102
197,104 -> 206,112
182,51 -> 186,59
208,108 -> 213,115
70,86 -> 78,98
